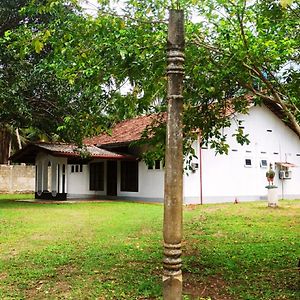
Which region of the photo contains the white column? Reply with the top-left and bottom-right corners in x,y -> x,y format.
62,164 -> 66,193
51,161 -> 57,194
42,160 -> 48,192
37,162 -> 43,193
57,164 -> 61,193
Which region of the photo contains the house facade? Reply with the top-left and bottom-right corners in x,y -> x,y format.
10,104 -> 300,203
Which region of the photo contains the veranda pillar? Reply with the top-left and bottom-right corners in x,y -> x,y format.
163,9 -> 185,300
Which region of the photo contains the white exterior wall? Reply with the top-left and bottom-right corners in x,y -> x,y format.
67,160 -> 106,198
183,140 -> 202,204
195,105 -> 300,203
36,104 -> 299,204
67,159 -> 165,201
117,160 -> 164,201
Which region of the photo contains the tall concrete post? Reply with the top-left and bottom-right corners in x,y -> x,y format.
163,9 -> 185,300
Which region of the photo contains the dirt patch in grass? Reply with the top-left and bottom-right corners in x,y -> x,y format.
183,272 -> 231,300
25,279 -> 71,300
55,264 -> 81,280
24,265 -> 78,299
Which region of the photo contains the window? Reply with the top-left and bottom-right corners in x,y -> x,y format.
121,161 -> 138,192
267,129 -> 273,132
155,160 -> 161,170
90,162 -> 104,191
246,150 -> 252,153
260,151 -> 266,154
232,149 -> 238,152
244,158 -> 252,167
148,160 -> 161,170
71,164 -> 83,173
260,159 -> 268,168
273,152 -> 279,155
296,154 -> 300,157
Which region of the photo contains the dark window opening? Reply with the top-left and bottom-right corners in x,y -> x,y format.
232,149 -> 238,152
267,129 -> 273,132
260,159 -> 268,168
296,154 -> 300,157
245,159 -> 252,167
90,162 -> 104,191
246,150 -> 252,153
71,164 -> 83,173
155,160 -> 161,170
148,164 -> 153,170
260,151 -> 266,154
273,152 -> 279,155
121,161 -> 138,192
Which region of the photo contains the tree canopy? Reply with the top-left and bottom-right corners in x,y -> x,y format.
0,0 -> 299,163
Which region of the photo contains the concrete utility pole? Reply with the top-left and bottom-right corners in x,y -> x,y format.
163,9 -> 185,300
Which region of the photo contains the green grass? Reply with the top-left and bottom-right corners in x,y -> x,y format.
0,193 -> 34,200
0,196 -> 299,299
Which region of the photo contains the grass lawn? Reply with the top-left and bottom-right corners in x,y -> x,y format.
0,196 -> 299,299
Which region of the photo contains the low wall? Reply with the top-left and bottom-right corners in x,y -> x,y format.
0,165 -> 35,193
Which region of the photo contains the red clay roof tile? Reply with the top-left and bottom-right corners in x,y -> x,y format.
84,114 -> 165,146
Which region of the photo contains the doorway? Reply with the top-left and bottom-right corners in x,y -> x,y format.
107,161 -> 117,196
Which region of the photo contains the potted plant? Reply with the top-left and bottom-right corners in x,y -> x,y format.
266,163 -> 275,186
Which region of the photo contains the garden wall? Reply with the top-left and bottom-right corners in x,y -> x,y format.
0,165 -> 35,193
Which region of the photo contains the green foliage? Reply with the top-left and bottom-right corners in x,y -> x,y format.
1,0 -> 299,162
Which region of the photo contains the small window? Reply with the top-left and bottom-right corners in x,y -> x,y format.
260,159 -> 268,168
245,158 -> 252,167
232,149 -> 238,152
239,126 -> 245,129
71,164 -> 83,173
296,153 -> 300,157
155,160 -> 161,170
267,129 -> 272,132
260,151 -> 266,154
148,165 -> 153,170
273,152 -> 279,155
246,150 -> 252,153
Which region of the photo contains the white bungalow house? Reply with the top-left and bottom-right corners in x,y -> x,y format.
10,102 -> 300,203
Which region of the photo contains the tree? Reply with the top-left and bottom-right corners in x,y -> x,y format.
1,0 -> 299,164
187,0 -> 300,136
0,0 -> 112,162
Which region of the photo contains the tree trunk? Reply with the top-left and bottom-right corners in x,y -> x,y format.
0,127 -> 11,164
16,128 -> 22,150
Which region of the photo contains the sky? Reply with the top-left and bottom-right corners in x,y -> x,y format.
80,0 -> 125,16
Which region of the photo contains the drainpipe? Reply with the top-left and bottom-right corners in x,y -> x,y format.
198,133 -> 203,205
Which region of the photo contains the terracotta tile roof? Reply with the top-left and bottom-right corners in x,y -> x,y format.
84,114 -> 165,146
35,142 -> 131,159
84,94 -> 299,147
10,142 -> 136,164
